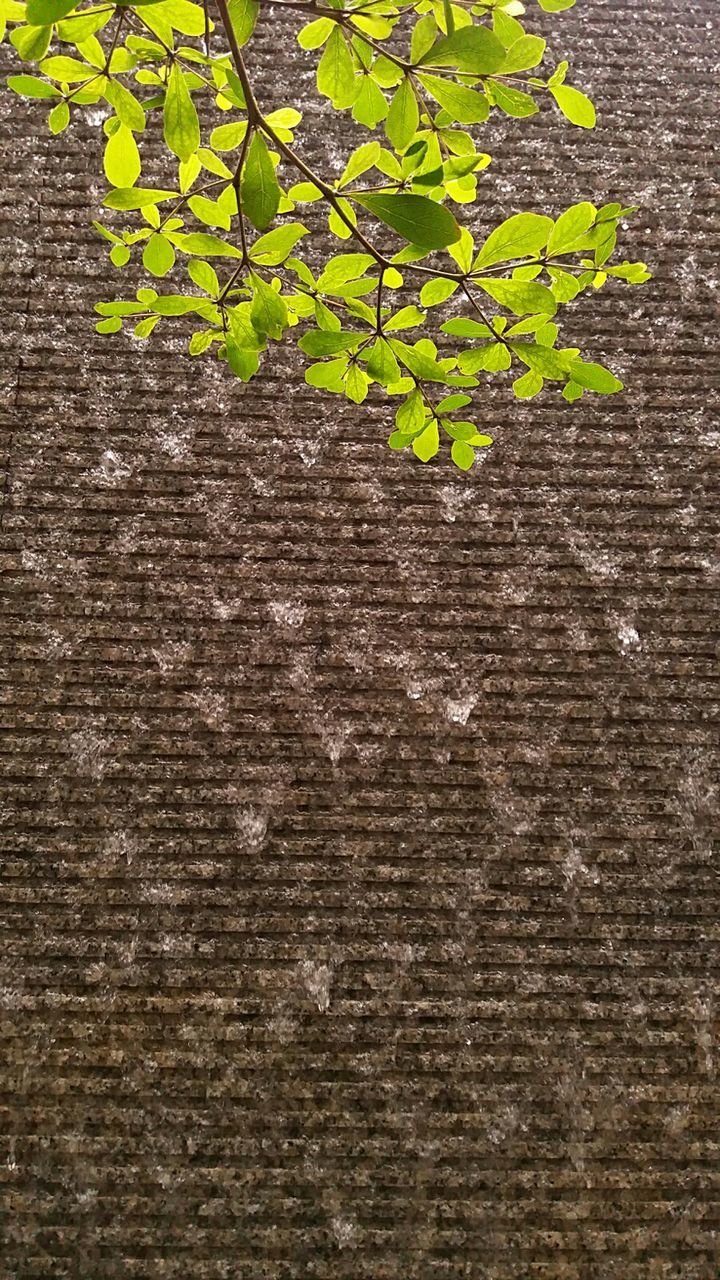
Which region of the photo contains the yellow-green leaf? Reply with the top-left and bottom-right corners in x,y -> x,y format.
241,131 -> 280,230
418,72 -> 489,124
143,233 -> 176,277
228,0 -> 258,46
104,123 -> 141,188
317,26 -> 358,109
385,78 -> 419,152
550,84 -> 596,129
163,64 -> 200,163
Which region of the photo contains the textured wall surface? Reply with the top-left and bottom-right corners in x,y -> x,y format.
1,1 -> 719,1276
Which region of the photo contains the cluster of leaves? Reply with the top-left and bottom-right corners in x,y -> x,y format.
2,0 -> 651,468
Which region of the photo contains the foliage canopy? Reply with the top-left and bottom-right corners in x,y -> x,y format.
3,0 -> 651,467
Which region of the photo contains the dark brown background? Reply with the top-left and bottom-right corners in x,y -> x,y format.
1,1 -> 719,1276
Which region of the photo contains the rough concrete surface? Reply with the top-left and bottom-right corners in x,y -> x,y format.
1,0 -> 719,1276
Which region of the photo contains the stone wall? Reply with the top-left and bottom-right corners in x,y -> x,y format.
1,1 -> 719,1275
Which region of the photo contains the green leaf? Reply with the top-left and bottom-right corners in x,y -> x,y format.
110,243 -> 130,267
388,430 -> 412,451
298,16 -> 333,49
339,140 -> 381,188
396,389 -> 425,433
104,80 -> 146,132
298,330 -> 362,357
197,147 -> 233,177
172,232 -> 242,257
48,99 -> 70,133
569,360 -> 623,393
385,78 -> 419,152
289,180 -> 323,202
513,369 -> 544,398
149,295 -> 211,316
26,0 -> 77,23
417,73 -> 489,125
103,187 -> 176,210
412,420 -> 440,462
562,380 -> 583,402
606,260 -> 652,284
390,339 -> 448,382
225,338 -> 260,381
548,266 -> 582,302
488,81 -> 538,118
351,76 -> 387,128
547,201 -> 596,255
7,74 -> 59,98
188,329 -> 215,354
538,0 -> 575,12
56,6 -> 112,40
39,54 -> 95,80
475,278 -> 556,315
305,357 -> 348,390
241,131 -> 280,230
384,305 -> 425,332
345,364 -> 369,404
354,193 -> 460,250
407,10 -> 433,59
451,439 -> 475,470
10,24 -> 52,61
188,195 -> 231,230
511,341 -> 570,379
104,123 -> 141,188
250,223 -> 308,265
473,211 -> 552,269
143,233 -> 175,276
420,278 -> 458,307
458,342 -> 511,373
251,275 -> 289,339
436,393 -> 471,413
209,120 -> 247,151
442,317 -> 492,338
497,35 -> 546,74
366,338 -> 402,385
228,0 -> 258,46
550,84 -> 596,129
163,64 -> 200,162
187,259 -> 218,295
317,253 -> 375,289
96,316 -> 122,334
317,26 -> 358,110
135,315 -> 161,339
420,25 -> 505,75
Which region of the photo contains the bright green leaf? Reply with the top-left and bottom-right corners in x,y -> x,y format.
418,73 -> 489,125
228,0 -> 258,45
451,439 -> 475,470
412,420 -> 440,462
104,187 -> 176,210
104,122 -> 141,188
473,211 -> 552,269
241,131 -> 280,230
8,74 -> 59,98
475,278 -> 556,315
385,78 -> 419,152
550,84 -> 596,129
420,25 -> 505,75
143,233 -> 175,276
163,64 -> 200,162
569,360 -> 623,393
317,26 -> 359,110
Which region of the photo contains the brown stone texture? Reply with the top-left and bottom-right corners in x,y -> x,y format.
1,1 -> 719,1276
